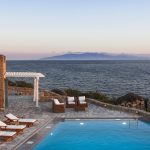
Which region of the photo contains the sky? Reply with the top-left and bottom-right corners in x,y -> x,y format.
0,0 -> 150,59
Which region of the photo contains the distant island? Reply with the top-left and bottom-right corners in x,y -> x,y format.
41,52 -> 150,60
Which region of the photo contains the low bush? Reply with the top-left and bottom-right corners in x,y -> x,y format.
64,88 -> 112,104
64,89 -> 82,96
8,80 -> 16,86
8,80 -> 33,88
15,81 -> 33,88
51,89 -> 67,96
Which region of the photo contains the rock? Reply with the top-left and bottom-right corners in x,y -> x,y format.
116,92 -> 145,109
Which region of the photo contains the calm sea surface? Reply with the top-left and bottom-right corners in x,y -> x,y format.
7,60 -> 150,98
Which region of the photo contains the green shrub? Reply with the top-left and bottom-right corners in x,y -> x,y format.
8,80 -> 16,86
65,89 -> 82,96
15,81 -> 33,88
51,89 -> 67,96
8,80 -> 33,88
83,91 -> 111,104
64,88 -> 112,104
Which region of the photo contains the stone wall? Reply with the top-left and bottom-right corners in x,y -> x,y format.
40,90 -> 66,102
0,55 -> 6,110
87,98 -> 150,118
8,86 -> 33,95
8,87 -> 66,102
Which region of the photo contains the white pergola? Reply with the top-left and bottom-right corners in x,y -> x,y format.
6,72 -> 45,107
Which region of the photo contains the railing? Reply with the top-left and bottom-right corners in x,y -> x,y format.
129,119 -> 139,128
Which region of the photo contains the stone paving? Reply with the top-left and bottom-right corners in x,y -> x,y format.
0,96 -> 139,150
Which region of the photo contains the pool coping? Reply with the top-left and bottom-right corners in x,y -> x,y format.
14,117 -> 62,150
15,116 -> 144,150
12,117 -> 55,150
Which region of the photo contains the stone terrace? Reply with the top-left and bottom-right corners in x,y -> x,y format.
0,96 -> 139,150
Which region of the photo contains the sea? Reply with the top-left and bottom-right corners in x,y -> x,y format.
7,60 -> 150,98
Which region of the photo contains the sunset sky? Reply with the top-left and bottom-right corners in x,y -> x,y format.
0,0 -> 150,59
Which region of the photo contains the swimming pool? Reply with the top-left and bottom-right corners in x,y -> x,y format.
33,119 -> 150,150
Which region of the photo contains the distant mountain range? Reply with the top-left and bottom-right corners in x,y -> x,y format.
42,52 -> 150,60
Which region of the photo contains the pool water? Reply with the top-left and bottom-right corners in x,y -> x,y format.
33,120 -> 150,150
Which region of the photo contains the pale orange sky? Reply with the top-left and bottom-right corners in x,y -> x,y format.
0,0 -> 150,59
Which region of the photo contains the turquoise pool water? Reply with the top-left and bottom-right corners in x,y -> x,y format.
33,119 -> 150,150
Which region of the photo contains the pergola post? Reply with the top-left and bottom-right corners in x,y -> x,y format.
33,78 -> 37,102
35,77 -> 39,107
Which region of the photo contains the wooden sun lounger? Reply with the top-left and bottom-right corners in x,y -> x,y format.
0,131 -> 16,142
5,113 -> 37,127
18,119 -> 36,127
0,121 -> 26,134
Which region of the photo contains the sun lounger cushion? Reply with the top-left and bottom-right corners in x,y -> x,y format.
78,96 -> 86,102
79,101 -> 87,104
0,121 -> 26,129
0,121 -> 7,127
18,119 -> 36,123
5,113 -> 19,121
68,101 -> 75,104
5,125 -> 26,129
0,131 -> 16,137
54,99 -> 64,105
67,97 -> 75,102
